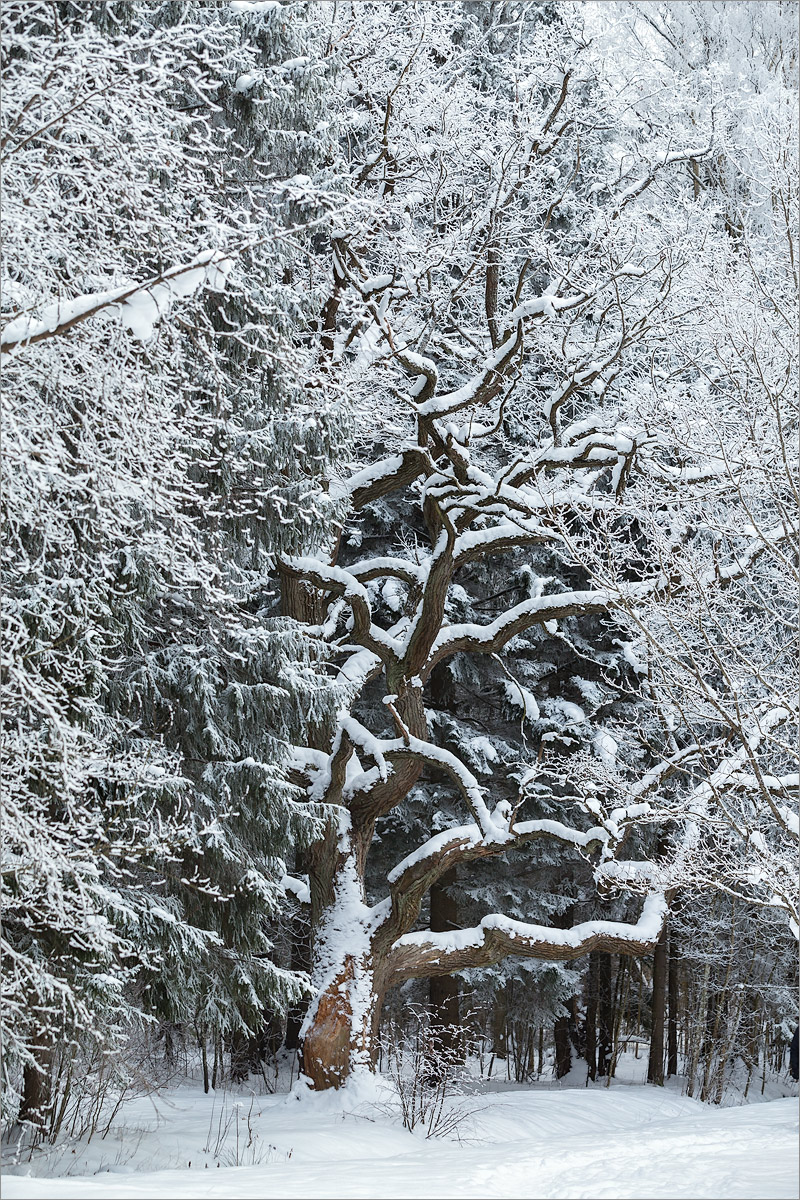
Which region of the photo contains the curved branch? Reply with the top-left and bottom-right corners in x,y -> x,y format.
382,893 -> 668,986
416,322 -> 523,421
348,557 -> 426,587
1,251 -> 233,351
609,146 -> 712,219
375,816 -> 608,953
280,557 -> 399,665
425,586 -> 618,675
402,518 -> 456,678
453,520 -> 551,569
426,522 -> 796,677
346,448 -> 434,510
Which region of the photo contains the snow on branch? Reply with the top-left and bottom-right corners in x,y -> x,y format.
425,524 -> 795,678
453,520 -> 551,568
280,556 -> 401,664
347,557 -> 427,587
426,587 -> 617,672
384,816 -> 608,900
338,715 -> 390,782
373,814 -> 621,951
280,874 -> 311,905
414,325 -> 523,420
697,521 -> 798,586
505,428 -> 645,488
503,289 -> 591,326
609,146 -> 712,218
380,736 -> 502,839
628,744 -> 703,799
385,892 -> 668,983
344,448 -> 434,510
1,251 -> 234,350
729,772 -> 799,796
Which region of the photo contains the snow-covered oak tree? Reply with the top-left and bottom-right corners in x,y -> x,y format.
272,1 -> 798,1090
3,0 -> 796,1119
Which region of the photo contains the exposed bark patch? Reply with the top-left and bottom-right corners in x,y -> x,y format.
301,961 -> 359,1090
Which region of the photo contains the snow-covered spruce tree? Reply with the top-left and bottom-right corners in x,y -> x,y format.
1,0 -> 229,1127
113,0 -> 353,1076
1,0 -> 345,1127
273,1 -> 798,1090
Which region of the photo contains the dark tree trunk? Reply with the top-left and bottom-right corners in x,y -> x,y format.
428,869 -> 463,1073
667,934 -> 679,1078
596,953 -> 614,1078
18,1041 -> 52,1130
585,952 -> 598,1081
485,242 -> 500,347
554,1015 -> 572,1078
492,984 -> 509,1061
648,925 -> 668,1085
199,1028 -> 210,1094
285,852 -> 312,1052
552,902 -> 578,1079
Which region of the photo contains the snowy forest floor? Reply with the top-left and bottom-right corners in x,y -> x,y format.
4,1056 -> 797,1200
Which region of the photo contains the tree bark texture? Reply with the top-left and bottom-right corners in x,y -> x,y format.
596,952 -> 614,1078
648,925 -> 668,1085
667,934 -> 679,1078
428,870 -> 463,1069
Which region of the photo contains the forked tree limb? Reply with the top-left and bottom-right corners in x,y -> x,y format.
374,816 -> 609,953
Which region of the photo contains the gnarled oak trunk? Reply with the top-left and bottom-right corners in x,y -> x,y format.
300,954 -> 383,1089
298,827 -> 386,1089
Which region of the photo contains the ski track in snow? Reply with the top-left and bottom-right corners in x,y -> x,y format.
4,1083 -> 797,1199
